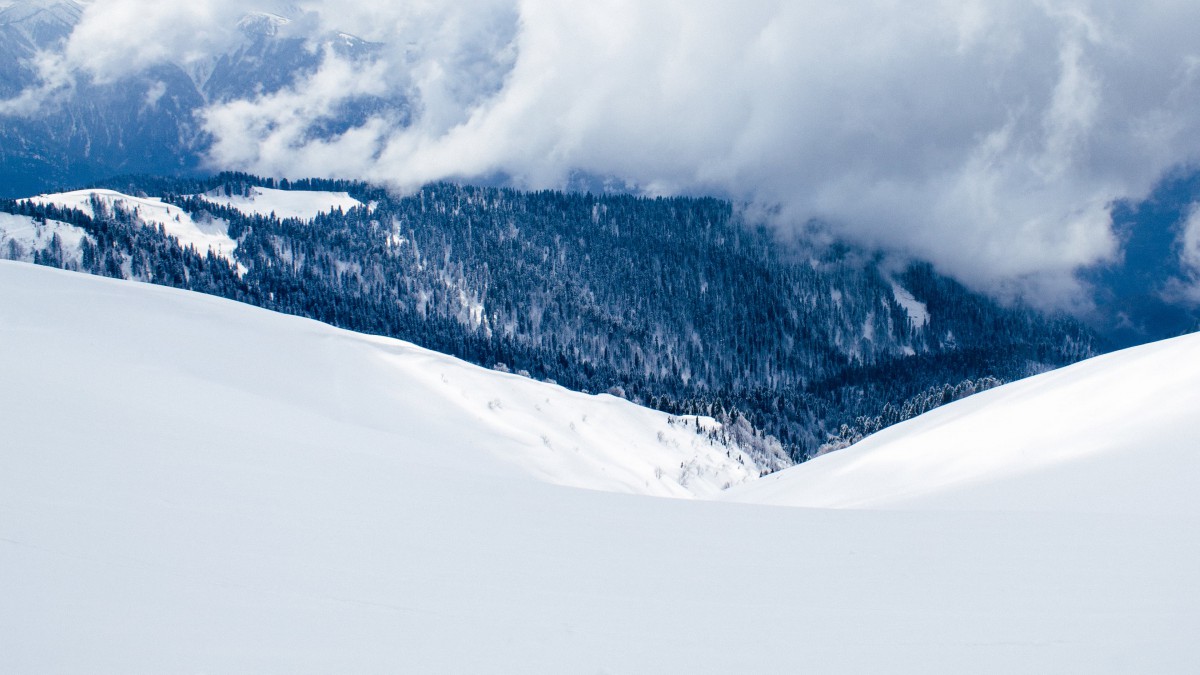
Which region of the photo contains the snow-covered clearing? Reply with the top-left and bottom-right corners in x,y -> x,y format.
890,280 -> 930,328
198,185 -> 364,220
3,260 -> 1200,673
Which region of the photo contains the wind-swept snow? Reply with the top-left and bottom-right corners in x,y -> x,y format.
4,261 -> 1200,673
198,185 -> 364,220
26,189 -> 237,263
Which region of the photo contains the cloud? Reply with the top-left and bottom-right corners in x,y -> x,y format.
17,0 -> 1200,306
200,0 -> 518,176
61,0 -> 263,81
0,49 -> 73,115
1162,203 -> 1200,306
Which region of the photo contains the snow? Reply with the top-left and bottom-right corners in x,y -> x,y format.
726,331 -> 1200,515
4,260 -> 1200,673
0,261 -> 760,498
0,212 -> 88,264
891,280 -> 930,328
25,189 -> 238,264
198,186 -> 364,221
236,10 -> 290,34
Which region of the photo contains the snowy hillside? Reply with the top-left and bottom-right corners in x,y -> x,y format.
197,185 -> 365,220
11,186 -> 366,264
26,189 -> 238,263
727,331 -> 1200,515
0,211 -> 87,265
0,260 -> 765,498
4,177 -> 1104,461
4,261 -> 1200,673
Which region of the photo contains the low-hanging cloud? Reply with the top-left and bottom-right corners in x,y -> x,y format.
17,0 -> 1200,306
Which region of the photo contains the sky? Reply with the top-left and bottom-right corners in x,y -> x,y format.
11,0 -> 1200,307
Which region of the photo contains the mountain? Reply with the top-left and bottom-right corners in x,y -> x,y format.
0,1 -> 205,196
4,259 -> 1199,673
0,2 -> 400,197
0,175 -> 1100,461
3,0 -> 1198,361
726,329 -> 1200,514
0,259 -> 779,497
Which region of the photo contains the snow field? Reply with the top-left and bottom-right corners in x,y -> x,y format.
197,185 -> 364,220
25,189 -> 239,263
4,260 -> 1200,673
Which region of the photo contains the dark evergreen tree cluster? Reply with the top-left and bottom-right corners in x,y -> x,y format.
815,376 -> 1005,455
2,174 -> 1102,461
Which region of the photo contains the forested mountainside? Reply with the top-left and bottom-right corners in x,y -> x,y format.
0,174 -> 1099,459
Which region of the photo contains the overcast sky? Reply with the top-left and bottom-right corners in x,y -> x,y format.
15,0 -> 1200,306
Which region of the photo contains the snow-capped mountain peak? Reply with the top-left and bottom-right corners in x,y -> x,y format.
197,185 -> 364,221
236,11 -> 292,38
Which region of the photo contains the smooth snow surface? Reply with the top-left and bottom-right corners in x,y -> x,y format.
728,332 -> 1200,515
26,189 -> 238,263
4,261 -> 1200,673
198,186 -> 364,220
0,261 -> 758,498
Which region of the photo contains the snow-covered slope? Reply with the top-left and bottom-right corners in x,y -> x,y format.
20,186 -> 365,264
0,211 -> 87,264
4,260 -> 1200,673
0,260 -> 759,498
198,185 -> 364,220
26,189 -> 238,263
727,331 -> 1200,515
890,279 -> 929,328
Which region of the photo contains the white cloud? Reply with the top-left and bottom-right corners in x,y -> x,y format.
14,0 -> 1200,306
1162,203 -> 1200,306
62,0 -> 248,81
0,49 -> 73,115
202,49 -> 394,169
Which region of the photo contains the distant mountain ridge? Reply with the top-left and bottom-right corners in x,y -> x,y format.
0,1 -> 399,197
0,0 -> 83,47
